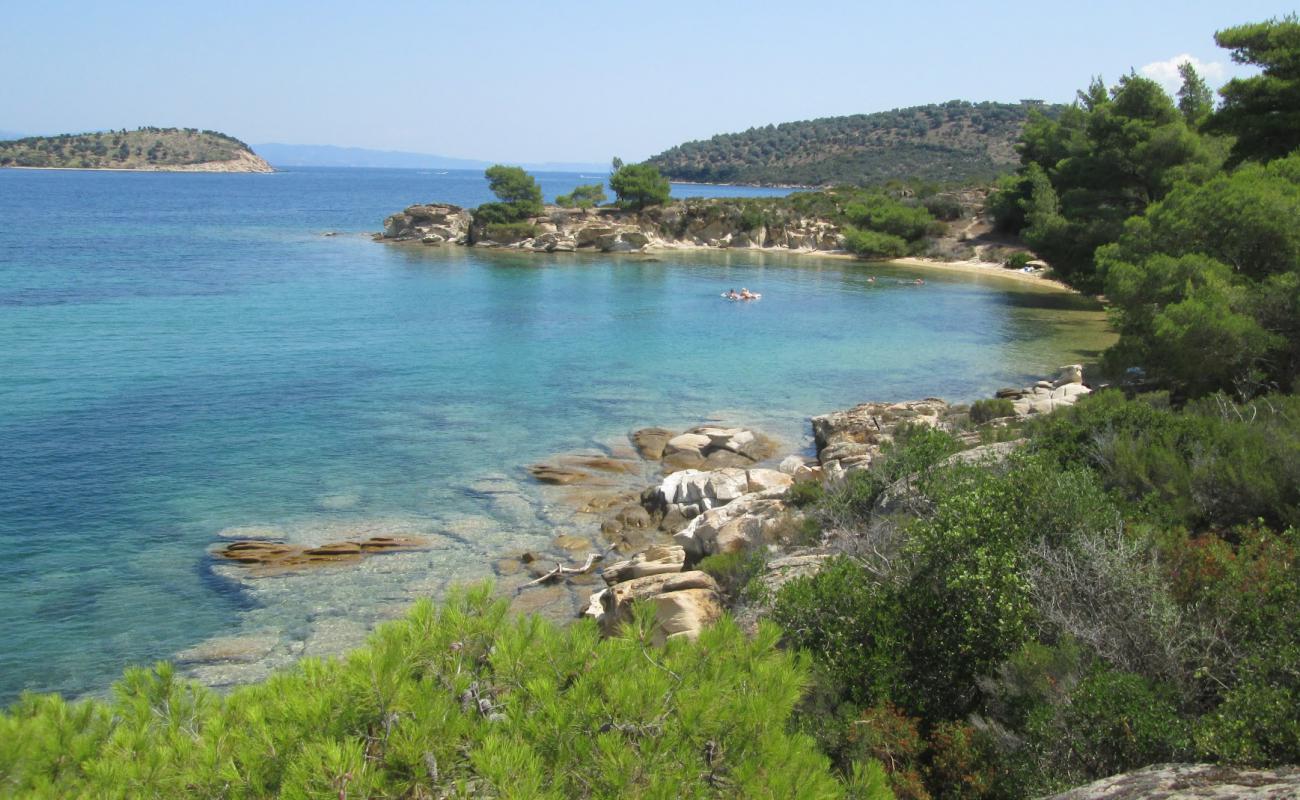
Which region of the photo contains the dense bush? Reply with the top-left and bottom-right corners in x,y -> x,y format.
554,182 -> 606,209
771,557 -> 905,707
969,398 -> 1014,423
0,586 -> 848,798
1028,390 -> 1300,530
843,227 -> 909,259
1022,668 -> 1191,786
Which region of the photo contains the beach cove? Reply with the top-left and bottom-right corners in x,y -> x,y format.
0,167 -> 1113,701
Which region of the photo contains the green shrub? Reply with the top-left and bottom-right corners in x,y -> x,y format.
1029,390 -> 1300,531
970,398 -> 1015,424
1024,668 -> 1191,785
1002,251 -> 1033,270
698,549 -> 768,602
1197,645 -> 1300,765
788,479 -> 827,508
483,221 -> 539,243
900,453 -> 1119,721
844,227 -> 909,259
771,558 -> 905,707
0,586 -> 848,798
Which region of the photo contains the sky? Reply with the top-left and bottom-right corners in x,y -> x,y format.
1,0 -> 1295,163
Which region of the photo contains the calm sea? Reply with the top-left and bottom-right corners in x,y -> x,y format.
0,167 -> 1109,702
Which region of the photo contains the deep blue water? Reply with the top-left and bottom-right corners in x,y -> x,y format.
0,167 -> 1106,702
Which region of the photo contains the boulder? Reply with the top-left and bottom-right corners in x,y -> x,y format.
673,490 -> 788,561
601,544 -> 686,584
745,468 -> 794,494
631,427 -> 675,461
664,432 -> 711,459
656,468 -> 750,508
651,588 -> 723,644
1045,764 -> 1300,800
1054,364 -> 1084,387
586,570 -> 721,633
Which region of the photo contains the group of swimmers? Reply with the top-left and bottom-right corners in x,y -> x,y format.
866,276 -> 925,286
723,277 -> 923,301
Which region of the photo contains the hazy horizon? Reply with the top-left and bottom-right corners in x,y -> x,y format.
2,1 -> 1295,163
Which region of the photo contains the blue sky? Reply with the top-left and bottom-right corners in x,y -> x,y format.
1,0 -> 1294,162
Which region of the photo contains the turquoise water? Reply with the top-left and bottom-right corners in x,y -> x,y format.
0,167 -> 1107,702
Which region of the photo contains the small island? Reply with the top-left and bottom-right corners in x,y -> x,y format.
0,127 -> 273,172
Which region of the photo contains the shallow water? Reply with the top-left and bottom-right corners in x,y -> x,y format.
0,167 -> 1112,702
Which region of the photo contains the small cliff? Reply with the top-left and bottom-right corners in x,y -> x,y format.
379,200 -> 845,254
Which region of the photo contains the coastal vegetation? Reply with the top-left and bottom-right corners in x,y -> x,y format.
760,389 -> 1300,798
608,158 -> 672,211
0,127 -> 270,171
645,101 -> 1062,187
6,14 -> 1300,800
989,16 -> 1300,399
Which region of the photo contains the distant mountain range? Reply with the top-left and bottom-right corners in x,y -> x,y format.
646,100 -> 1062,187
252,142 -> 605,173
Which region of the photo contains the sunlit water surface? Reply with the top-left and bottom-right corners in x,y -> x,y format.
0,167 -> 1111,701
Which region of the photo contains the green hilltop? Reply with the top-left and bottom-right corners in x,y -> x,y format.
0,127 -> 271,171
646,100 -> 1062,186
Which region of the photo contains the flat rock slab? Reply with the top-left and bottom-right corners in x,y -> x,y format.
1046,764 -> 1300,800
213,535 -> 428,577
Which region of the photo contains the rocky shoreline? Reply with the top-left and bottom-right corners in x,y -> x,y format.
378,201 -> 843,254
196,365 -> 1095,664
375,200 -> 1074,290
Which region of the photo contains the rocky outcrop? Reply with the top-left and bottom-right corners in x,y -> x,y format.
378,200 -> 847,255
811,398 -> 951,476
994,364 -> 1093,417
1046,763 -> 1300,799
381,204 -> 474,245
673,488 -> 792,561
659,426 -> 779,472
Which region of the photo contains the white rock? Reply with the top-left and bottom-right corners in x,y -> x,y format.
601,544 -> 685,585
746,468 -> 793,494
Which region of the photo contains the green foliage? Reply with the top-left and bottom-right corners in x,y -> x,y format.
1001,252 -> 1032,270
843,195 -> 940,242
483,221 -> 540,243
1001,75 -> 1220,291
1207,16 -> 1300,164
1024,668 -> 1191,785
645,101 -> 1061,187
0,586 -> 848,798
609,160 -> 671,211
788,479 -> 827,508
771,558 -> 905,707
698,549 -> 769,602
555,182 -> 607,209
1097,153 -> 1300,395
1028,390 -> 1300,530
1177,62 -> 1215,125
477,165 -> 543,225
970,398 -> 1015,423
1197,645 -> 1300,764
844,228 -> 909,259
